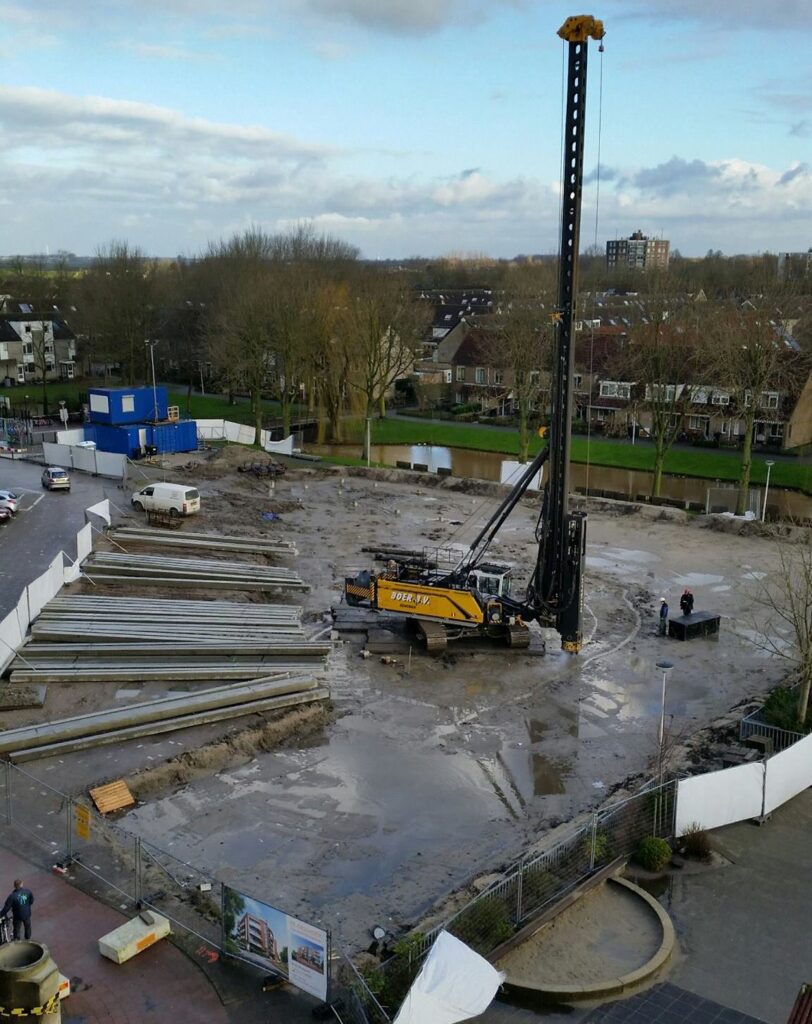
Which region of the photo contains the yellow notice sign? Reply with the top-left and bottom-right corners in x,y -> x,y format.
75,804 -> 91,841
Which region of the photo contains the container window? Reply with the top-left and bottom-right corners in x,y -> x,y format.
122,395 -> 135,413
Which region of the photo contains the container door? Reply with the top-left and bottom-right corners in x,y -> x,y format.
138,428 -> 147,447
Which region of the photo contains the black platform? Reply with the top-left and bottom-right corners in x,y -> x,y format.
668,610 -> 720,640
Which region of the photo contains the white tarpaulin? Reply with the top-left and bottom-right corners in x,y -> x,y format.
393,931 -> 505,1024
85,498 -> 111,526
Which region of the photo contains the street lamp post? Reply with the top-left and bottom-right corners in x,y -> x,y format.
145,340 -> 159,421
761,459 -> 775,523
655,659 -> 674,834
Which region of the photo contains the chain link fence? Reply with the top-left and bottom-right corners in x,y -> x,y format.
357,781 -> 677,1021
0,763 -> 254,962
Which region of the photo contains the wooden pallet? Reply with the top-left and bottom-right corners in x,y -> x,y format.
89,780 -> 136,815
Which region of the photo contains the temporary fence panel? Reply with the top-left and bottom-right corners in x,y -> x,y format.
763,732 -> 812,815
71,446 -> 99,474
139,839 -> 222,949
42,442 -> 72,467
27,567 -> 57,621
15,591 -> 30,642
0,608 -> 23,675
500,460 -> 542,492
76,522 -> 93,564
195,419 -> 226,440
56,428 -> 86,445
675,762 -> 765,835
5,765 -> 71,858
95,450 -> 127,478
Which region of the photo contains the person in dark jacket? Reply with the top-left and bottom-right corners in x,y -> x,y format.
3,879 -> 34,940
680,588 -> 695,617
658,598 -> 669,636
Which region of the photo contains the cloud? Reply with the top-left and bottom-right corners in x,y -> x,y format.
633,157 -> 721,194
125,42 -> 219,62
778,163 -> 809,185
612,0 -> 812,30
0,85 -> 808,258
311,40 -> 351,60
790,120 -> 811,138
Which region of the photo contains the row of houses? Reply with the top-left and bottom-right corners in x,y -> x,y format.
416,319 -> 811,450
0,300 -> 77,385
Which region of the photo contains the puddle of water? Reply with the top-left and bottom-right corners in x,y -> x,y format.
673,573 -> 726,586
633,874 -> 674,904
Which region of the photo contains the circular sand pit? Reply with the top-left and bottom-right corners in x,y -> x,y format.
497,877 -> 674,1003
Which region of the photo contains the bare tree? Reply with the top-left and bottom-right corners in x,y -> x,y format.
492,284 -> 552,463
620,303 -> 698,497
346,270 -> 429,461
707,300 -> 795,515
750,535 -> 812,727
79,241 -> 158,384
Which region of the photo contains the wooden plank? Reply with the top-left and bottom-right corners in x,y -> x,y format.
89,780 -> 136,815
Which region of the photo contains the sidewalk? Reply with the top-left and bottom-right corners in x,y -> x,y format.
0,846 -> 228,1024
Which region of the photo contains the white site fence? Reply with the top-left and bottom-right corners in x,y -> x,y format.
0,500 -> 108,675
675,730 -> 812,834
195,419 -> 294,455
43,441 -> 127,479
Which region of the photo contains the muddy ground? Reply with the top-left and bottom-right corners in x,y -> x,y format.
16,446 -> 792,949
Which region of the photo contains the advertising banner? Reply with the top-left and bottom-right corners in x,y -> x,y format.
222,887 -> 328,1002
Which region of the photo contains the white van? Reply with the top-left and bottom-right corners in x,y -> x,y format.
131,482 -> 201,517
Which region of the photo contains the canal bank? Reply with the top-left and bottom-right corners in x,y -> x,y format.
311,443 -> 812,521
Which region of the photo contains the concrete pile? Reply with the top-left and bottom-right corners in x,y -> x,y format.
13,594 -> 329,685
83,551 -> 308,590
108,527 -> 297,556
0,675 -> 329,761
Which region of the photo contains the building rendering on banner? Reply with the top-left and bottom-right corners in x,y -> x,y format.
606,230 -> 670,271
236,912 -> 279,960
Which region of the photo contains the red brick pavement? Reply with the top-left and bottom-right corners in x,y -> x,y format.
0,846 -> 229,1024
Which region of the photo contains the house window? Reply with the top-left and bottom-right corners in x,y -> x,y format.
475,367 -> 486,384
711,392 -> 730,406
760,392 -> 779,409
688,415 -> 707,431
529,370 -> 540,385
494,369 -> 504,385
444,370 -> 452,384
599,381 -> 631,400
573,374 -> 583,391
456,366 -> 465,382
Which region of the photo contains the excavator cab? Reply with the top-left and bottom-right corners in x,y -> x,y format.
467,564 -> 513,599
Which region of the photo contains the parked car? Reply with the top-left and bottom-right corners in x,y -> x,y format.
41,467 -> 71,491
0,490 -> 19,514
131,482 -> 201,517
0,506 -> 11,524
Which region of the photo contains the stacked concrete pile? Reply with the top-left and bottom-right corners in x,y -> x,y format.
83,551 -> 307,591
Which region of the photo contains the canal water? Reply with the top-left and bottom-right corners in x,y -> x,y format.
313,443 -> 812,520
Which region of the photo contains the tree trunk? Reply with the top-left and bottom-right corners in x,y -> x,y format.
379,394 -> 386,418
736,416 -> 755,516
518,406 -> 529,464
41,376 -> 49,417
281,393 -> 292,438
652,439 -> 665,497
798,667 -> 811,729
251,386 -> 263,447
186,379 -> 193,416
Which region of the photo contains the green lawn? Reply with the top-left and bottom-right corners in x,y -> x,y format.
353,417 -> 811,493
4,382 -> 808,493
0,381 -> 303,427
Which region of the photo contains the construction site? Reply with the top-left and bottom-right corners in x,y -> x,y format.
0,443 -> 792,954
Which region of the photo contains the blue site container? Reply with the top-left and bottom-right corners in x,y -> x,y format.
88,386 -> 168,425
148,420 -> 198,454
93,423 -> 148,458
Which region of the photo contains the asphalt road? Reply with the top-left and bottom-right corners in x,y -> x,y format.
0,456 -> 122,620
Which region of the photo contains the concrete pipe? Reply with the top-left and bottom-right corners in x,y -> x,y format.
0,941 -> 61,1022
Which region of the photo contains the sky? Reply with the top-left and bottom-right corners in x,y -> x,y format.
0,0 -> 809,259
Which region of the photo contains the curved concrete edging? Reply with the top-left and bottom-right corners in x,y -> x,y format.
501,876 -> 676,1005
